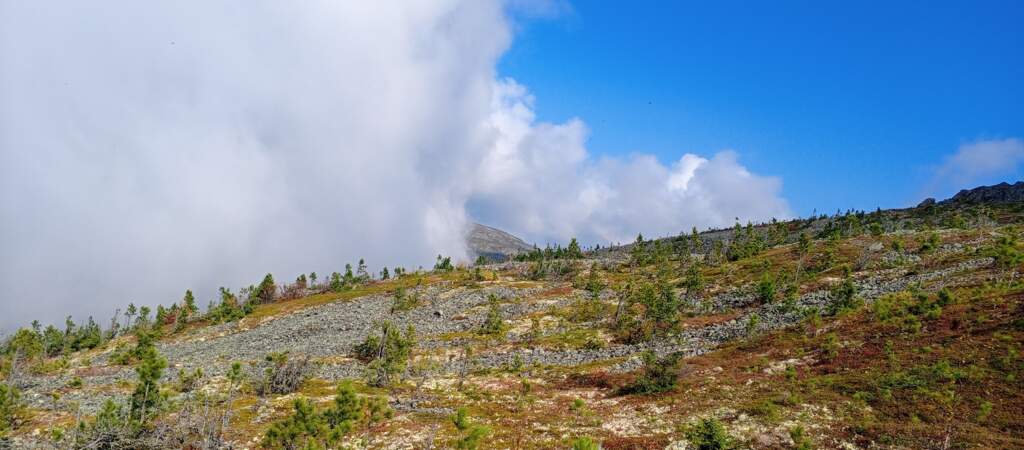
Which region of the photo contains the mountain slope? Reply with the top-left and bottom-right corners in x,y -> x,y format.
2,183 -> 1023,449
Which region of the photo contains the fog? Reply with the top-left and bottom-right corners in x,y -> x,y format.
0,1 -> 789,332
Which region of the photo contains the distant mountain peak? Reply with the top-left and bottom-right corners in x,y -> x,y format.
465,223 -> 533,261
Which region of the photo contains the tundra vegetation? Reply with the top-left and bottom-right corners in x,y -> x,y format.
2,191 -> 1024,448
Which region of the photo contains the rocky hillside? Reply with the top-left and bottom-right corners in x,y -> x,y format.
2,184 -> 1023,449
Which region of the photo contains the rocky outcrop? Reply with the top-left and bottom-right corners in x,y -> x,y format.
943,181 -> 1024,205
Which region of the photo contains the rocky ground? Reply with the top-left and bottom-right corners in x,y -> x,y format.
5,199 -> 1024,449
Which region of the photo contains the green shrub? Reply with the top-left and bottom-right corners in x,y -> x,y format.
262,382 -> 392,450
756,274 -> 776,303
0,382 -> 21,438
685,417 -> 734,450
571,436 -> 600,450
745,313 -> 761,336
620,351 -> 681,395
434,255 -> 455,272
176,367 -> 203,393
790,425 -> 813,449
828,277 -> 860,314
129,330 -> 167,423
451,407 -> 489,450
479,295 -> 507,337
872,291 -> 943,333
583,262 -> 606,300
614,277 -> 680,344
821,333 -> 840,361
390,287 -> 419,312
743,398 -> 780,421
919,232 -> 940,253
253,273 -> 277,304
254,352 -> 313,396
359,321 -> 416,387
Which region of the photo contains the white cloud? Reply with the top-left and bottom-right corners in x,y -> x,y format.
0,2 -> 790,330
931,138 -> 1024,190
468,79 -> 791,246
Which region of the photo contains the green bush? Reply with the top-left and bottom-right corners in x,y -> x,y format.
262,381 -> 393,450
685,417 -> 734,450
176,367 -> 203,393
434,255 -> 455,272
129,330 -> 167,423
819,332 -> 840,361
827,277 -> 860,314
390,287 -> 419,312
451,407 -> 489,450
254,352 -> 313,396
479,295 -> 507,337
790,425 -> 813,449
919,232 -> 940,253
571,436 -> 601,450
872,291 -> 943,333
0,382 -> 21,438
359,321 -> 416,387
253,273 -> 277,304
620,351 -> 681,395
756,274 -> 776,303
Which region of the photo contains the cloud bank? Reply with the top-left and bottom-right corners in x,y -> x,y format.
0,1 -> 789,330
471,79 -> 790,246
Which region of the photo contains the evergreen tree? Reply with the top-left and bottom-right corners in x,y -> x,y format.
182,290 -> 198,322
356,258 -> 369,281
124,303 -> 137,331
451,407 -> 489,450
683,262 -> 704,302
129,330 -> 166,423
254,273 -> 277,303
566,238 -> 583,258
690,226 -> 701,253
329,272 -> 344,292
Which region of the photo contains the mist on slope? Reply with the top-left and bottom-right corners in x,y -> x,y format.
0,1 -> 789,331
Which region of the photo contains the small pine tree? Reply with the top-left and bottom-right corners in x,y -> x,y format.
434,255 -> 454,272
255,273 -> 277,304
685,417 -> 734,450
620,350 -> 681,394
357,258 -> 369,281
129,330 -> 166,423
182,290 -> 198,322
584,263 -> 605,301
329,271 -> 344,292
566,238 -> 583,259
0,382 -> 21,438
479,295 -> 506,337
452,407 -> 489,450
360,321 -> 416,387
683,262 -> 704,302
756,274 -> 776,303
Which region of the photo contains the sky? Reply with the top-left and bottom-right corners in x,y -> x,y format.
1,0 -> 1022,331
499,1 -> 1024,214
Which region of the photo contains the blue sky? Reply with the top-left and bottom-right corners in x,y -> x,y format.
500,1 -> 1024,216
